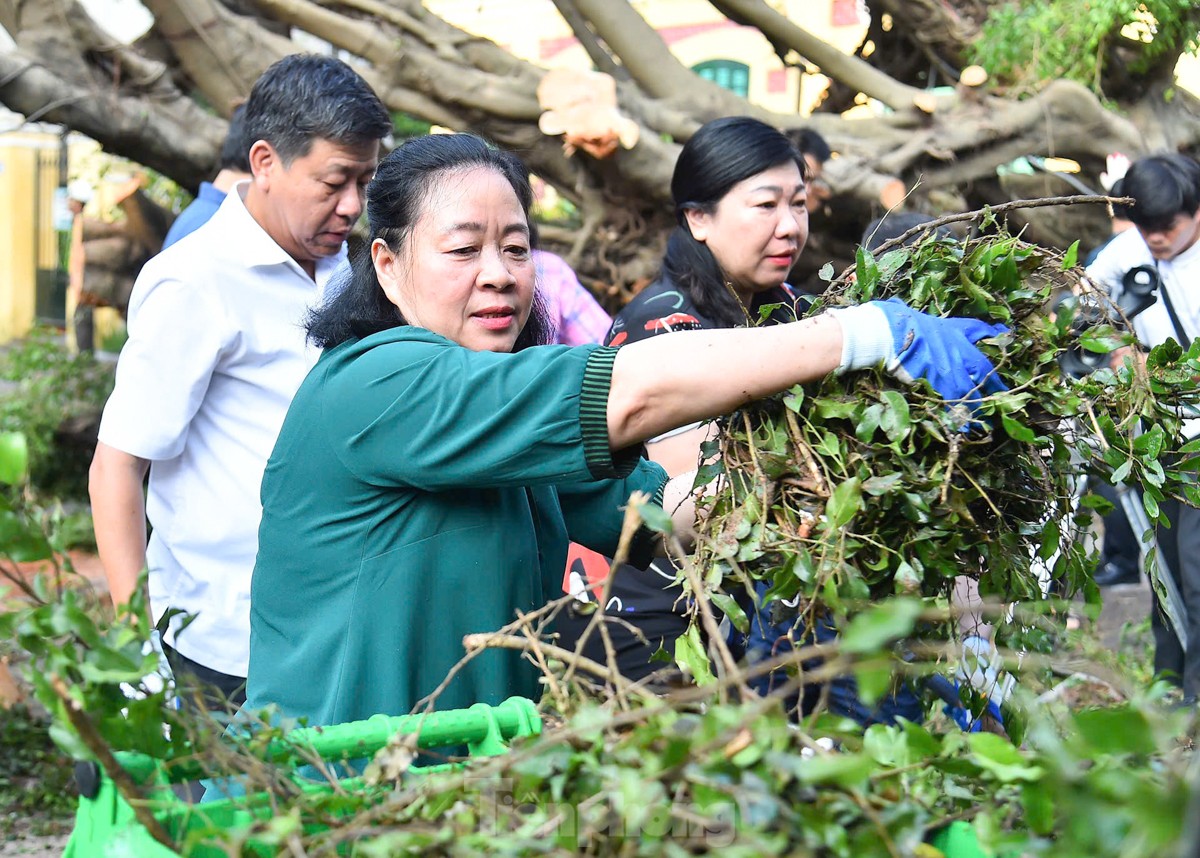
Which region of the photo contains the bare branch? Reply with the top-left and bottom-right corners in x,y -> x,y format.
548,0 -> 630,82
143,0 -> 294,113
567,0 -> 760,117
706,0 -> 926,113
0,51 -> 222,188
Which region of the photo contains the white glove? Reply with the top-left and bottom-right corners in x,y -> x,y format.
1100,153 -> 1130,192
957,634 -> 1015,707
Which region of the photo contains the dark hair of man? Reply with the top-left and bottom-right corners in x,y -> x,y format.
786,127 -> 832,164
664,116 -> 805,329
307,133 -> 551,351
1121,153 -> 1200,232
243,54 -> 392,164
217,105 -> 253,173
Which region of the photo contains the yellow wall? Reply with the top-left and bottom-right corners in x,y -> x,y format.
425,0 -> 867,116
0,132 -> 57,343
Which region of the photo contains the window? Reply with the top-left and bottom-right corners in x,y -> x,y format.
692,60 -> 750,98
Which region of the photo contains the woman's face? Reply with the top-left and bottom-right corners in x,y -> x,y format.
685,161 -> 808,295
373,167 -> 535,353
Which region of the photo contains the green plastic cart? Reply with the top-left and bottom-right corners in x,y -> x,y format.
63,696 -> 542,857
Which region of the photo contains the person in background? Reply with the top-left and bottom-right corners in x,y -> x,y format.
786,127 -> 832,213
558,116 -> 815,683
64,179 -> 94,353
1087,158 -> 1142,588
88,54 -> 392,709
534,249 -> 611,345
558,120 -> 1010,729
243,129 -> 1006,727
161,105 -> 253,250
1085,152 -> 1200,700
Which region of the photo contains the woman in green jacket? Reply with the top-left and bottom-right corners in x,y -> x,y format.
245,133 -> 1006,726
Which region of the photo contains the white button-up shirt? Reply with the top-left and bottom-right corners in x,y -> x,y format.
1087,226 -> 1200,438
98,183 -> 346,676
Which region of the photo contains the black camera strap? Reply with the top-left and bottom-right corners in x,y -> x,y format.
1155,263 -> 1194,346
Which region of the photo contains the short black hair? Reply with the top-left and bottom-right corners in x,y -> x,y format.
307,133 -> 551,351
786,128 -> 832,164
217,105 -> 252,173
1121,153 -> 1200,231
243,54 -> 392,164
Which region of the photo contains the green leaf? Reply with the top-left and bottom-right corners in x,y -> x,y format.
0,432 -> 28,485
1143,491 -> 1160,522
879,391 -> 912,442
814,431 -> 841,459
840,599 -> 923,654
855,247 -> 880,294
709,591 -> 749,634
855,404 -> 882,442
824,477 -> 863,530
861,472 -> 903,496
1037,518 -> 1061,562
855,663 -> 892,705
635,501 -> 673,535
1132,424 -> 1165,459
967,732 -> 1042,782
795,752 -> 875,789
1111,460 -> 1133,484
1073,707 -> 1156,756
1061,240 -> 1079,270
1021,780 -> 1055,835
0,511 -> 53,562
674,624 -> 715,685
1000,414 -> 1036,443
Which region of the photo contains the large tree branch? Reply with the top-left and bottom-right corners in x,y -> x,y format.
142,0 -> 295,113
0,51 -> 222,188
866,0 -> 983,72
548,0 -> 630,82
706,0 -> 927,113
253,0 -> 683,203
566,0 -> 764,119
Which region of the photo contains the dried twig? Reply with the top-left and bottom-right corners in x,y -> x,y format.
49,675 -> 176,850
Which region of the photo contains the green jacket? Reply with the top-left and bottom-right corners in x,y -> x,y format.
246,327 -> 667,725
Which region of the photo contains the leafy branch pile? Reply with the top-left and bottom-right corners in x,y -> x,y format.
5,222 -> 1200,856
693,223 -> 1200,642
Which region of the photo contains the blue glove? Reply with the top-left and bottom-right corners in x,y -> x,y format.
944,684 -> 1005,733
829,298 -> 1008,403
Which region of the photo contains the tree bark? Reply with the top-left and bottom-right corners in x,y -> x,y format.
707,0 -> 928,113
0,0 -> 1196,292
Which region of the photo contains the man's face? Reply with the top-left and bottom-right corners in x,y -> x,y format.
255,137 -> 380,266
803,153 -> 830,213
1136,209 -> 1200,261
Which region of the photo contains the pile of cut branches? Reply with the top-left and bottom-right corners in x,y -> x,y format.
691,215 -> 1200,640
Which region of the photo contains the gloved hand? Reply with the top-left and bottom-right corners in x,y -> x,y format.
944,687 -> 1005,734
829,298 -> 1008,403
1100,152 -> 1130,192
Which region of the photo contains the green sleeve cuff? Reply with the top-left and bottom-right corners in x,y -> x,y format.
580,346 -> 642,480
627,468 -> 669,571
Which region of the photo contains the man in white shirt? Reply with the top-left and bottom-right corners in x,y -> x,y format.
88,54 -> 392,706
1086,152 -> 1200,701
